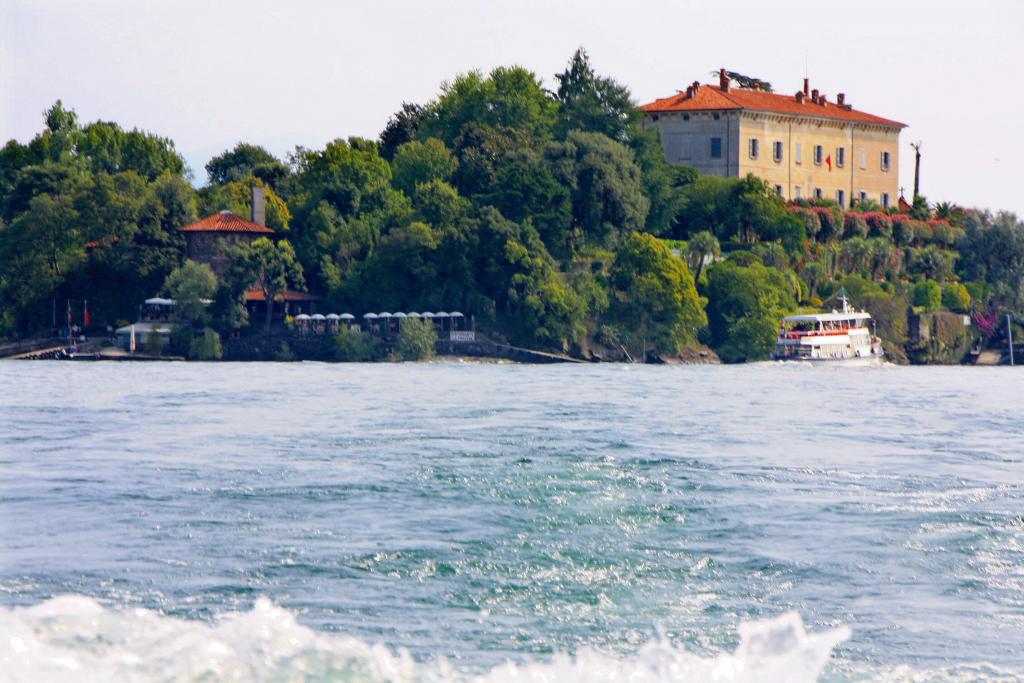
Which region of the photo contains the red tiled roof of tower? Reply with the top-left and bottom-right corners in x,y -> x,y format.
641,85 -> 905,128
178,210 -> 276,234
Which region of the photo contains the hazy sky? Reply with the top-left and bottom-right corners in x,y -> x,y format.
3,0 -> 1023,214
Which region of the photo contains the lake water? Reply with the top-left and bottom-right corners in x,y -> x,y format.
0,361 -> 1021,681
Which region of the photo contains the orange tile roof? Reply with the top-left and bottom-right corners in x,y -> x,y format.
178,210 -> 275,234
641,85 -> 905,127
244,289 -> 322,303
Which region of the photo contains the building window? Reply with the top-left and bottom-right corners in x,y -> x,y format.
774,184 -> 784,197
860,150 -> 867,170
794,186 -> 802,199
882,193 -> 891,208
836,189 -> 845,207
859,191 -> 868,205
836,147 -> 846,168
881,151 -> 891,172
749,138 -> 759,160
683,114 -> 690,121
814,188 -> 823,199
773,141 -> 783,162
710,137 -> 722,159
814,145 -> 824,165
795,142 -> 803,164
713,113 -> 720,120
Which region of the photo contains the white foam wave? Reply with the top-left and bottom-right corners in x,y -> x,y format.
0,595 -> 852,682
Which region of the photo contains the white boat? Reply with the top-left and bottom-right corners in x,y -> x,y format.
773,292 -> 884,364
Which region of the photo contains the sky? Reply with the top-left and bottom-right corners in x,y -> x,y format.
2,0 -> 1023,214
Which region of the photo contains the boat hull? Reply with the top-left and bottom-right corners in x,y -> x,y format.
774,354 -> 885,367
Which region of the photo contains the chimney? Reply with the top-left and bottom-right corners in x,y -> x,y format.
811,88 -> 819,104
820,93 -> 827,106
686,85 -> 694,98
837,93 -> 845,106
803,78 -> 809,96
692,80 -> 700,92
752,82 -> 761,91
719,68 -> 730,92
250,185 -> 266,226
796,91 -> 805,103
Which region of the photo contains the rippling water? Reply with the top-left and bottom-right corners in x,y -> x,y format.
0,361 -> 1022,681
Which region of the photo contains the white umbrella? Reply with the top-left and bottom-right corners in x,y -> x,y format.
408,312 -> 421,318
378,312 -> 393,318
311,313 -> 326,321
393,312 -> 408,318
363,313 -> 378,319
435,311 -> 450,317
326,313 -> 341,320
449,311 -> 464,318
295,314 -> 311,321
340,313 -> 355,320
421,312 -> 435,318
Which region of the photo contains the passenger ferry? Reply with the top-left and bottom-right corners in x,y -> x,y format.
773,293 -> 884,365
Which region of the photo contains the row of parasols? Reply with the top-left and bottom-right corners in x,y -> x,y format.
293,311 -> 465,322
292,311 -> 467,335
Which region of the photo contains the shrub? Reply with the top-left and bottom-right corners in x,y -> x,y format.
395,317 -> 438,361
941,283 -> 971,312
169,324 -> 192,355
892,217 -> 914,246
145,327 -> 165,355
912,280 -> 941,312
189,329 -> 223,360
908,245 -> 955,282
964,281 -> 989,307
863,212 -> 893,240
843,214 -> 869,238
814,206 -> 843,241
929,220 -> 955,246
790,207 -> 820,240
273,341 -> 296,361
911,220 -> 933,245
332,327 -> 381,362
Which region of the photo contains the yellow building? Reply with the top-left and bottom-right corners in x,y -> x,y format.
641,70 -> 906,209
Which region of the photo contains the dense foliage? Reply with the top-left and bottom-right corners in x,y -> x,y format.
2,54 -> 1022,362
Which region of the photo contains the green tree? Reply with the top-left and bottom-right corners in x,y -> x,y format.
378,102 -> 427,161
420,67 -> 559,147
545,130 -> 648,248
941,282 -> 971,312
554,48 -> 638,142
205,143 -> 289,187
609,232 -> 707,356
230,238 -> 304,335
163,260 -> 217,324
332,326 -> 381,362
685,230 -> 720,284
189,328 -> 223,360
395,317 -> 438,360
912,280 -> 942,312
390,138 -> 457,196
704,260 -> 795,362
145,326 -> 166,355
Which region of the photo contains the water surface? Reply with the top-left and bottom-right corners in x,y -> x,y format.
0,362 -> 1021,681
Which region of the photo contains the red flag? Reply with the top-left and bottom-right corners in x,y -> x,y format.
84,300 -> 91,327
825,155 -> 832,172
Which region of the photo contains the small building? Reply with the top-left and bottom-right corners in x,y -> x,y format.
641,69 -> 906,209
114,321 -> 172,352
244,289 -> 322,319
178,187 -> 275,277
